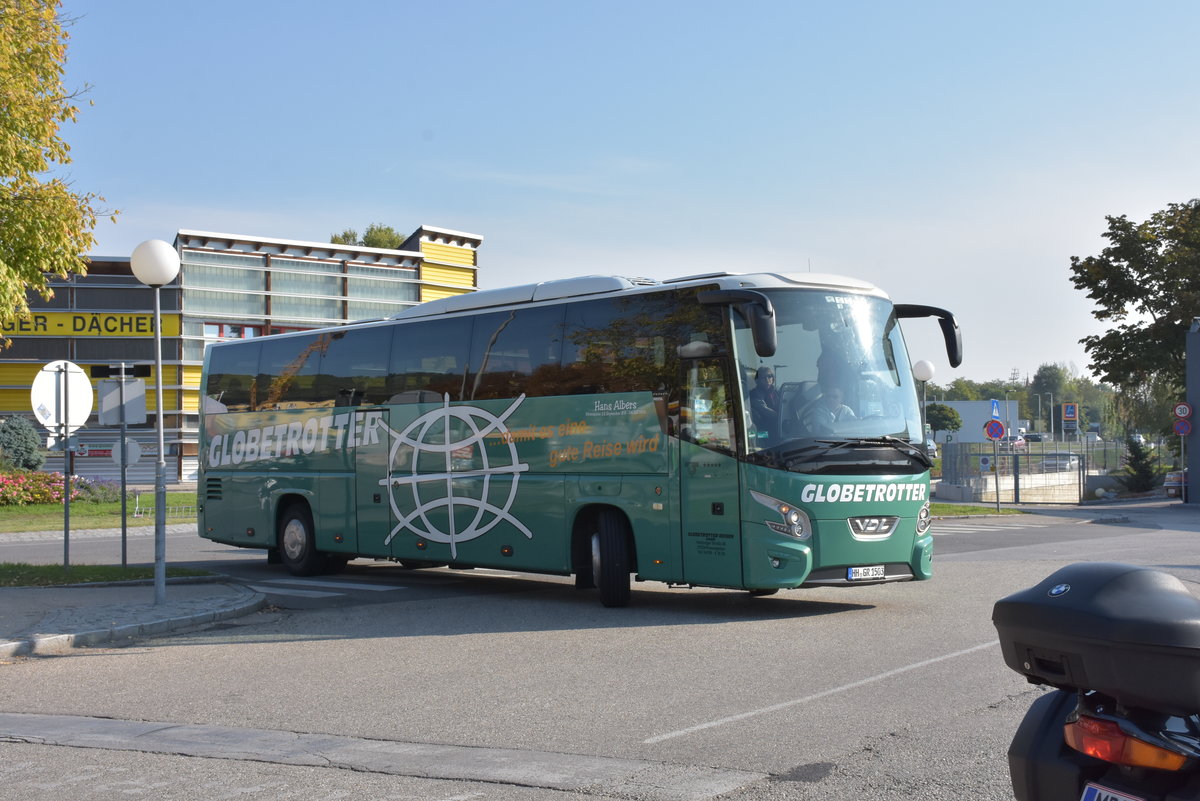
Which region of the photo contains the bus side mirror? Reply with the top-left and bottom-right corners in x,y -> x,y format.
698,289 -> 777,358
894,304 -> 962,368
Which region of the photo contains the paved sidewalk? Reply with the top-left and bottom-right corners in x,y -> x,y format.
0,578 -> 265,659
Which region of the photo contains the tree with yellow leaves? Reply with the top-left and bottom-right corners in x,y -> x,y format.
0,0 -> 111,332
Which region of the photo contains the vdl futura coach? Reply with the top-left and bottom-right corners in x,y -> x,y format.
198,271 -> 961,607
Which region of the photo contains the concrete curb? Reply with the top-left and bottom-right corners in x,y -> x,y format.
0,583 -> 266,659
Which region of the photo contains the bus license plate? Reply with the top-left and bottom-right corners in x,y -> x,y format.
1081,782 -> 1145,801
848,565 -> 885,581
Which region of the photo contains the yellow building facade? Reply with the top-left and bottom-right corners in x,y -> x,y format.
1,225 -> 481,482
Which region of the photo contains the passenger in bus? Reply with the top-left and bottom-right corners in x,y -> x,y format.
748,367 -> 780,438
801,384 -> 857,435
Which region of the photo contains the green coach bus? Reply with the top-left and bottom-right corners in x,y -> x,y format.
198,271 -> 961,607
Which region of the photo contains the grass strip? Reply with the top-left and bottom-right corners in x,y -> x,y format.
0,562 -> 210,587
931,502 -> 1023,516
0,492 -> 196,533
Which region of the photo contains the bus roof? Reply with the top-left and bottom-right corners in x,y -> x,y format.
392,271 -> 887,320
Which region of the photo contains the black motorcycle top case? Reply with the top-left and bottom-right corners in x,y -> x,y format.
993,562 -> 1200,715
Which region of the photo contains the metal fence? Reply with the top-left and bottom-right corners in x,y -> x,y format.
936,439 -> 1169,504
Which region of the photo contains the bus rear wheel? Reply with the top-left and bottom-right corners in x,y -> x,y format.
278,504 -> 323,576
591,512 -> 632,608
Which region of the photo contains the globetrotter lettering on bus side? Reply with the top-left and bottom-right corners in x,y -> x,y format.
208,410 -> 385,467
799,482 -> 926,504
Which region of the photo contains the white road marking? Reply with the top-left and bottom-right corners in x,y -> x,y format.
642,640 -> 998,744
246,584 -> 342,598
259,578 -> 405,592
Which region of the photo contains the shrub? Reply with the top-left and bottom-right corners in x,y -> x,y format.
0,417 -> 45,471
72,476 -> 125,503
0,471 -> 73,505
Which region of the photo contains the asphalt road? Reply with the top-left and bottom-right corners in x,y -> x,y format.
1,501 -> 1196,800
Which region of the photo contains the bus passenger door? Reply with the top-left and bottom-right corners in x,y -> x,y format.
678,358 -> 743,587
355,408 -> 395,558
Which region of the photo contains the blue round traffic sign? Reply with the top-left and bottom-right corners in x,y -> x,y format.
1174,418 -> 1192,437
984,420 -> 1006,440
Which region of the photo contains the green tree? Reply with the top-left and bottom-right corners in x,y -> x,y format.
1070,199 -> 1200,393
0,415 -> 44,470
0,0 -> 109,332
330,223 -> 404,249
925,403 -> 962,439
1114,436 -> 1160,494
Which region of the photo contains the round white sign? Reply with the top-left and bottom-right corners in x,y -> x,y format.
110,438 -> 142,467
30,360 -> 93,432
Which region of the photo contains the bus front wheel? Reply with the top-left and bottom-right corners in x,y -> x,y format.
278,504 -> 323,576
591,512 -> 632,608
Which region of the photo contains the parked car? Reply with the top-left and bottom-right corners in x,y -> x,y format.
1001,434 -> 1026,451
1165,469 -> 1188,497
925,438 -> 938,458
1023,433 -> 1044,443
1041,452 -> 1080,472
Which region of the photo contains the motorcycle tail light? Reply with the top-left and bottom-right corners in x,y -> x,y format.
1064,715 -> 1187,771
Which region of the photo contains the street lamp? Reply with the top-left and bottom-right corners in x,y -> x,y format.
912,360 -> 935,445
1042,393 -> 1054,442
131,239 -> 180,605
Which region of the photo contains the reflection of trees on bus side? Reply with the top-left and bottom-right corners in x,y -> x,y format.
204,287 -> 729,415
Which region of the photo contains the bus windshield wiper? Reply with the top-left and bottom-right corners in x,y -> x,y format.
838,436 -> 932,467
778,436 -> 931,471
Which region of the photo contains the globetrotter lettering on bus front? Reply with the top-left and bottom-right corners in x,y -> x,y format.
379,394 -> 532,559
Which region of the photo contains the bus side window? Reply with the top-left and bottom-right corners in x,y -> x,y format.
681,358 -> 734,453
467,306 -> 564,401
256,334 -> 327,410
388,317 -> 471,403
206,341 -> 261,414
318,326 -> 392,407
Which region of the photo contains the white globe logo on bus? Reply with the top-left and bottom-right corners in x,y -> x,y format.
380,395 -> 532,557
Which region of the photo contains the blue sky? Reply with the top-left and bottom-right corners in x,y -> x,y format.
58,0 -> 1200,384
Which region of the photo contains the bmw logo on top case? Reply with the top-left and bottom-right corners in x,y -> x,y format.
1047,583 -> 1071,597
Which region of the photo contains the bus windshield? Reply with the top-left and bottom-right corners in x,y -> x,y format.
734,289 -> 926,471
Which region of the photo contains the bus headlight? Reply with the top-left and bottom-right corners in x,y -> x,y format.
916,502 -> 932,535
750,490 -> 811,540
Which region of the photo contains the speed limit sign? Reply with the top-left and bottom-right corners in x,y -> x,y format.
1175,402 -> 1193,419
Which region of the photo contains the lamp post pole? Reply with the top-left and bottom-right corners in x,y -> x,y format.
1044,393 -> 1054,442
131,240 -> 180,605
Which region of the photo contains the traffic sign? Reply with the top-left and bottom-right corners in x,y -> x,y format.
984,419 -> 1006,441
1175,402 -> 1193,419
30,360 -> 93,433
110,438 -> 142,466
1175,419 -> 1192,437
979,455 -> 993,472
990,399 -> 1001,420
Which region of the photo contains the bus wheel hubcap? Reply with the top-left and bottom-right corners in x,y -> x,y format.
283,520 -> 306,559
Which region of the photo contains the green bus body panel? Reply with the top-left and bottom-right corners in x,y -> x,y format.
202,393 -> 671,575
740,464 -> 933,588
200,394 -> 932,592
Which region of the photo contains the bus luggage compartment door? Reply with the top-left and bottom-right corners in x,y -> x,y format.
355,409 -> 396,559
